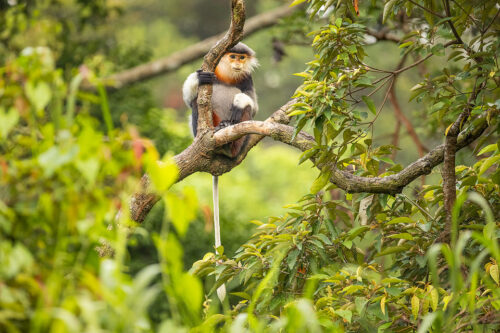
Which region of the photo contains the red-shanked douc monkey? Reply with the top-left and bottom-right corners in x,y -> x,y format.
182,42 -> 259,302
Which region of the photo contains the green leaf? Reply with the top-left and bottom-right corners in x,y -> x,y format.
347,226 -> 370,240
0,107 -> 20,139
478,154 -> 500,176
342,285 -> 364,295
430,101 -> 445,113
230,292 -> 251,300
362,95 -> 377,115
342,239 -> 353,249
383,0 -> 398,23
429,286 -> 439,311
380,295 -> 386,315
38,145 -> 80,177
417,313 -> 438,333
299,148 -> 318,164
355,297 -> 368,315
146,157 -> 178,192
308,238 -> 324,249
335,309 -> 352,323
288,109 -> 311,117
477,143 -> 498,156
411,294 -> 420,320
443,294 -> 453,310
378,321 -> 392,332
388,233 -> 414,240
165,188 -> 197,238
290,0 -> 307,6
490,264 -> 499,284
316,233 -> 332,246
431,44 -> 445,56
178,272 -> 203,315
310,171 -> 331,194
75,158 -> 100,185
287,248 -> 300,270
399,41 -> 413,48
375,245 -> 411,257
386,217 -> 413,225
25,81 -> 52,111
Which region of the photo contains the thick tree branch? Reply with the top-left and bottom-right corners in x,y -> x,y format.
214,121 -> 313,152
131,93 -> 493,222
87,4 -> 296,90
441,80 -> 486,242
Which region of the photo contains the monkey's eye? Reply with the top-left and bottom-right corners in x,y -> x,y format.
240,55 -> 246,60
229,54 -> 236,59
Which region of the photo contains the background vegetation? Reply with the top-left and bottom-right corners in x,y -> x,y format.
0,0 -> 498,332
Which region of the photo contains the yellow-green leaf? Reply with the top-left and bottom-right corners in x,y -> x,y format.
310,171 -> 331,194
478,155 -> 500,176
477,143 -> 498,156
290,0 -> 307,7
443,294 -> 453,310
444,123 -> 453,136
411,294 -> 420,320
388,233 -> 414,240
288,109 -> 311,117
430,286 -> 439,311
375,245 -> 411,257
386,217 -> 413,225
383,0 -> 397,23
490,264 -> 499,284
0,107 -> 20,139
421,297 -> 429,316
361,95 -> 377,115
342,285 -> 364,295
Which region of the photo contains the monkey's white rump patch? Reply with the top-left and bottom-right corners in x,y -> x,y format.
182,72 -> 198,107
233,93 -> 254,110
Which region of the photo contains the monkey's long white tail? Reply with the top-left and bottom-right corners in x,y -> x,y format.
213,175 -> 226,301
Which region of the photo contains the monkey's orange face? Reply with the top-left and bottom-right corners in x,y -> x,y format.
215,52 -> 258,84
226,53 -> 248,72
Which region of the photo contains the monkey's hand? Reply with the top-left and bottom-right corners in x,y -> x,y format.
196,70 -> 216,85
214,120 -> 234,132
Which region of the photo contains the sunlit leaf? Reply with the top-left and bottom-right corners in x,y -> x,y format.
361,96 -> 377,115
0,107 -> 19,139
411,294 -> 420,320
335,309 -> 352,323
490,264 -> 499,285
290,0 -> 307,7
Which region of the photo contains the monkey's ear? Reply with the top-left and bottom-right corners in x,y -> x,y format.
197,70 -> 216,85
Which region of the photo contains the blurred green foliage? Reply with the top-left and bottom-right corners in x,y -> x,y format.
1,0 -> 500,332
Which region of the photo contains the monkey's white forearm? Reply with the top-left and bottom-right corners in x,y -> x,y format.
182,72 -> 199,107
233,93 -> 255,110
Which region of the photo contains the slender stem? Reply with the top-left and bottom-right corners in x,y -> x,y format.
443,0 -> 464,45
408,0 -> 444,18
482,7 -> 500,34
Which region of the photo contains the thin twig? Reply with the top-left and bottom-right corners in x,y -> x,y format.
482,7 -> 500,34
451,0 -> 479,25
443,0 -> 464,45
408,0 -> 445,18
